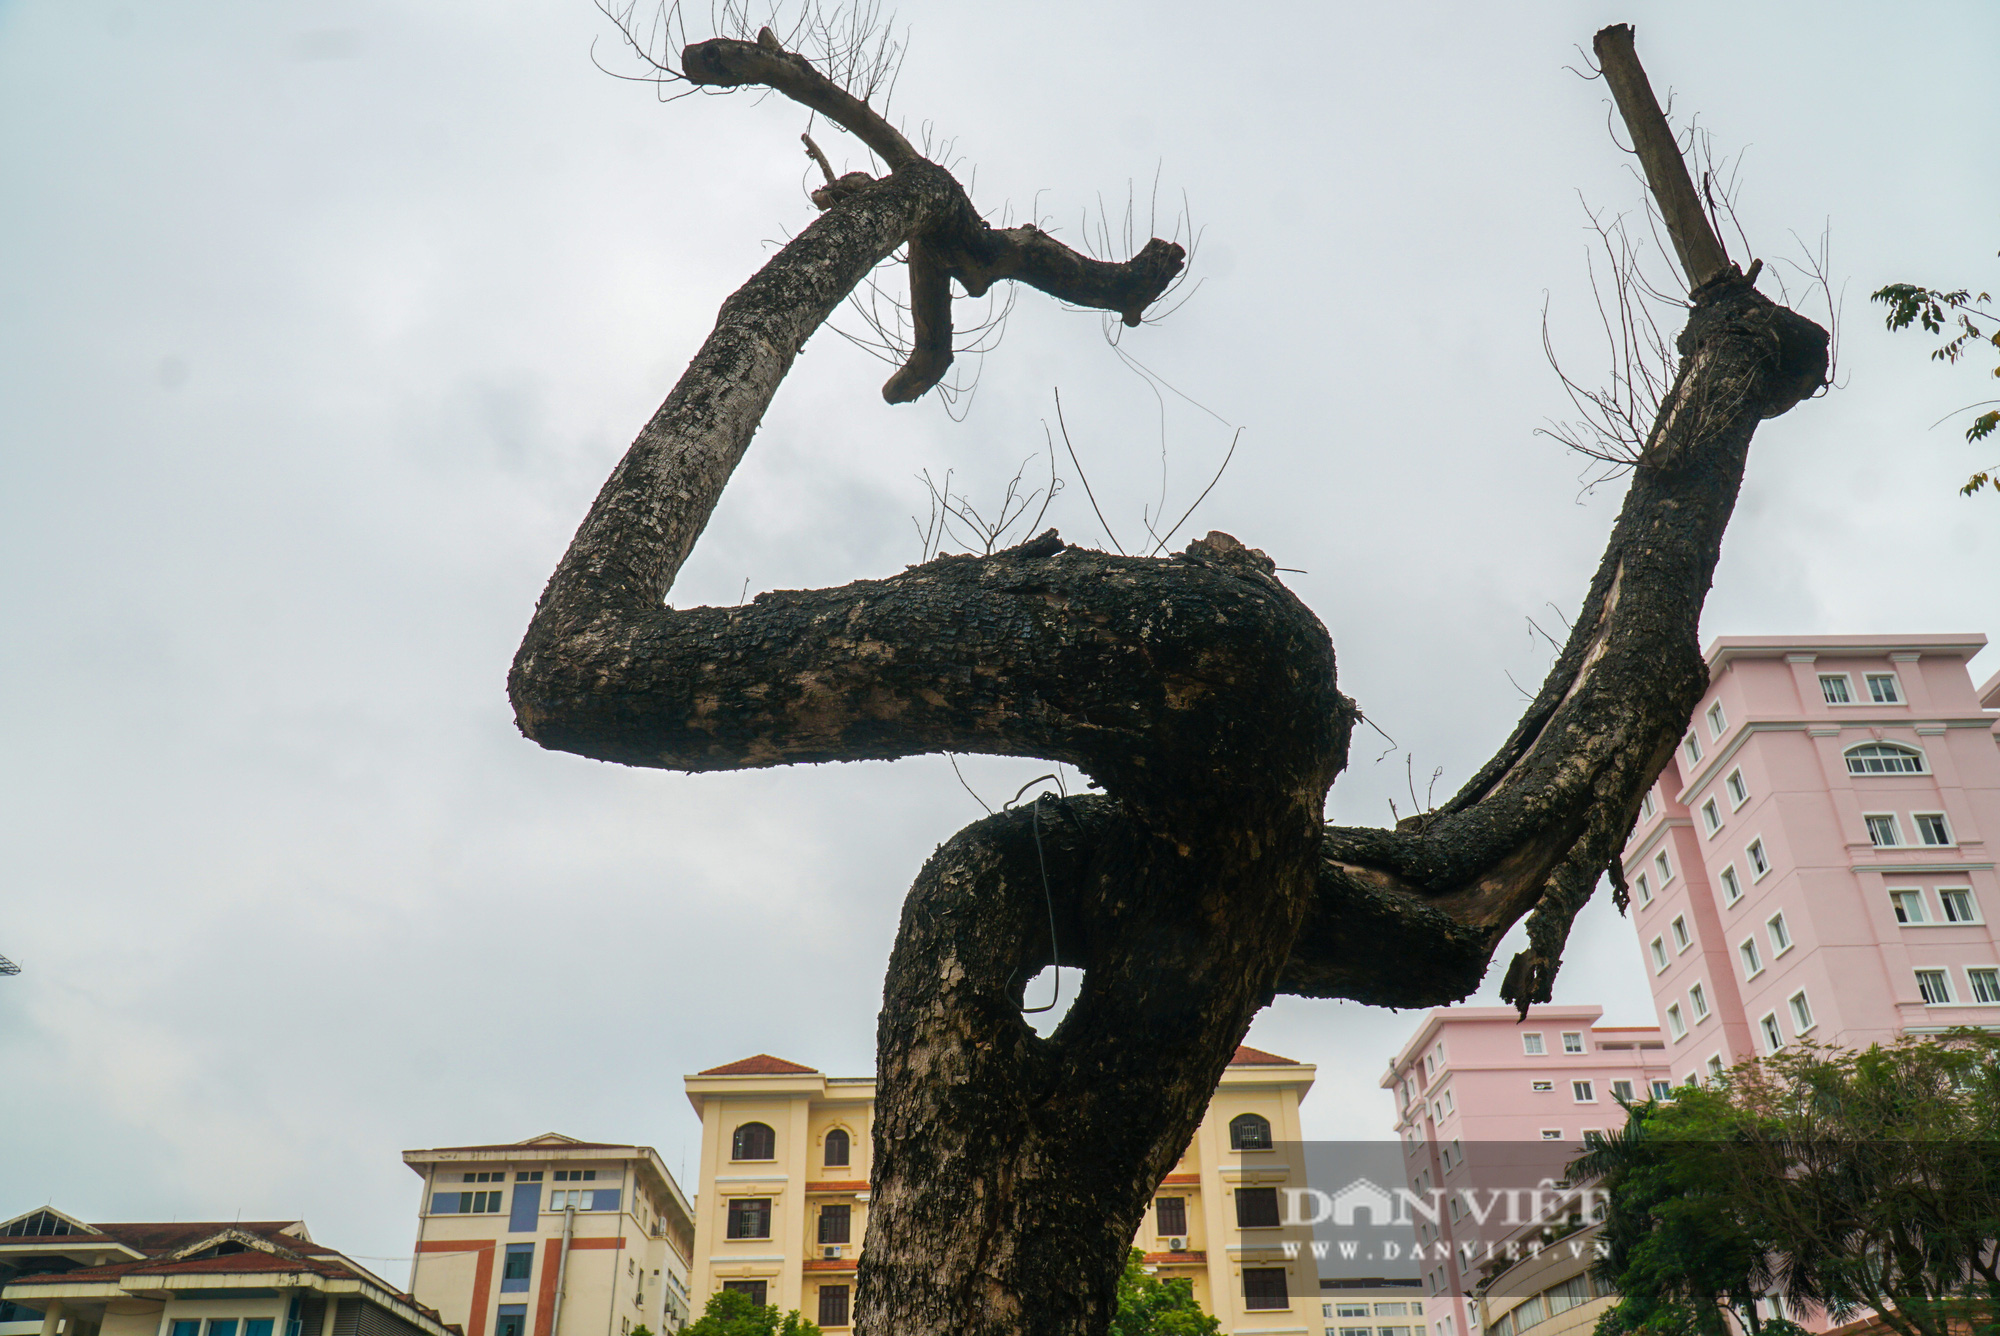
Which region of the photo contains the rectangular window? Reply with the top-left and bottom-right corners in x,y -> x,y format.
1651,1079 -> 1673,1099
1866,673 -> 1902,704
517,1171 -> 543,1182
1540,1128 -> 1563,1140
1562,1032 -> 1584,1054
1820,673 -> 1853,704
1789,990 -> 1814,1032
1941,888 -> 1980,923
452,1192 -> 501,1213
1866,814 -> 1903,847
721,1281 -> 767,1307
1655,852 -> 1673,884
725,1197 -> 772,1240
1666,1003 -> 1685,1038
501,1243 -> 534,1292
1720,866 -> 1743,903
1338,1306 -> 1371,1320
1914,814 -> 1952,846
1761,1013 -> 1784,1053
1916,969 -> 1953,1005
1672,916 -> 1690,951
1690,982 -> 1709,1020
1377,1304 -> 1409,1317
1611,1079 -> 1634,1102
553,1169 -> 597,1182
1531,1080 -> 1554,1092
171,1323 -> 199,1336
1702,798 -> 1721,833
548,1190 -> 588,1211
208,1323 -> 238,1336
1726,769 -> 1749,807
1748,839 -> 1770,878
1155,1196 -> 1187,1237
1235,1187 -> 1281,1229
1683,732 -> 1703,765
818,1204 -> 852,1244
1740,937 -> 1762,977
1635,872 -> 1652,906
1707,702 -> 1727,737
1650,938 -> 1668,971
245,1323 -> 272,1336
1522,1032 -> 1545,1054
1969,968 -> 2000,1004
1243,1267 -> 1289,1310
463,1171 -> 503,1183
1572,1080 -> 1595,1102
1769,912 -> 1792,953
1641,791 -> 1657,820
495,1307 -> 527,1336
1707,1055 -> 1725,1080
817,1286 -> 850,1328
1891,890 -> 1927,924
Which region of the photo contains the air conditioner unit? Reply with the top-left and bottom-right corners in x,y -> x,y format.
1167,1238 -> 1185,1252
823,1245 -> 842,1260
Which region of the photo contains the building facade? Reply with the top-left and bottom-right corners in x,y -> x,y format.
1317,1279 -> 1427,1336
1382,1007 -> 1675,1336
1621,635 -> 2000,1078
684,1047 -> 1321,1334
0,1210 -> 453,1336
401,1134 -> 695,1336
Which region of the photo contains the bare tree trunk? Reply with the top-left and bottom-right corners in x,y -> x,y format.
510,20 -> 1827,1336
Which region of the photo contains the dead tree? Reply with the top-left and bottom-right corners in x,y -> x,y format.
510,21 -> 1827,1336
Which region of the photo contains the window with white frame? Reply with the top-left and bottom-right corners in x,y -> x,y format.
1940,888 -> 1980,923
1672,916 -> 1691,951
1532,1080 -> 1554,1092
1914,813 -> 1952,846
1650,937 -> 1668,971
1683,732 -> 1703,765
1820,673 -> 1853,704
1747,839 -> 1771,878
1573,1080 -> 1595,1102
1702,798 -> 1722,833
1610,1079 -> 1634,1102
1916,969 -> 1953,1005
1865,814 -> 1903,847
1540,1129 -> 1563,1141
1740,937 -> 1762,977
1789,990 -> 1814,1032
1846,742 -> 1927,775
1719,865 -> 1743,903
1562,1031 -> 1584,1053
1522,1032 -> 1545,1055
1725,769 -> 1749,807
1760,1013 -> 1784,1053
1666,1003 -> 1686,1038
1969,968 -> 2000,1004
1865,673 -> 1903,704
1689,982 -> 1710,1021
1891,890 -> 1927,925
1635,871 -> 1652,906
1707,701 -> 1727,737
1707,1055 -> 1726,1080
1650,1079 -> 1673,1099
1769,911 -> 1792,953
1641,791 -> 1657,820
1655,851 -> 1673,884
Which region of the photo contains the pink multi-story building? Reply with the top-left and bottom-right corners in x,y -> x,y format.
1621,634 -> 2000,1080
1381,1007 -> 1675,1336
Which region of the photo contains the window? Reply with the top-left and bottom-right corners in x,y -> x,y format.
501,1243 -> 534,1292
1866,814 -> 1903,847
1707,702 -> 1727,737
1768,912 -> 1792,953
1720,865 -> 1743,903
1641,791 -> 1657,820
725,1197 -> 772,1240
1866,673 -> 1902,704
1522,1032 -> 1545,1055
1740,937 -> 1762,977
516,1171 -> 544,1182
1702,798 -> 1722,833
1610,1079 -> 1633,1102
1690,982 -> 1709,1020
1666,1003 -> 1686,1038
1650,1079 -> 1673,1099
464,1171 -> 504,1183
1760,1013 -> 1784,1052
1531,1080 -> 1554,1092
722,1281 -> 767,1306
1155,1196 -> 1187,1237
1634,872 -> 1652,906
818,1284 -> 850,1328
732,1123 -> 776,1160
1747,839 -> 1770,878
171,1322 -> 198,1336
1562,1032 -> 1584,1054
1243,1267 -> 1289,1310
1572,1080 -> 1595,1102
1229,1113 -> 1273,1150
1337,1306 -> 1371,1319
1540,1129 -> 1563,1140
1235,1187 -> 1281,1228
1671,916 -> 1690,951
1376,1305 -> 1410,1318
434,1191 -> 503,1213
206,1323 -> 238,1336
1655,852 -> 1673,884
496,1306 -> 526,1336
818,1204 -> 851,1244
1968,968 -> 2000,1004
553,1169 -> 596,1182
1707,1055 -> 1725,1080
1650,937 -> 1668,971
1683,732 -> 1703,765
1914,813 -> 1952,846
1916,969 -> 1953,1005
1726,769 -> 1749,807
548,1188 -> 615,1211
1941,888 -> 1980,923
1789,990 -> 1814,1032
1820,673 -> 1853,704
823,1128 -> 850,1167
1891,890 -> 1927,924
1846,742 -> 1926,775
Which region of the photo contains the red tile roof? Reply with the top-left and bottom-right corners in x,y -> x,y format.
698,1054 -> 819,1076
1229,1044 -> 1300,1066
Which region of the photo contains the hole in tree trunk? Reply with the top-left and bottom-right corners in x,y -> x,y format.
1021,965 -> 1084,1035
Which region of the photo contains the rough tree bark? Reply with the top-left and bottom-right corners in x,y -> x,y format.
510,21 -> 1827,1336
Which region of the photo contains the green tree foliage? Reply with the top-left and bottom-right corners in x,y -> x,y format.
682,1289 -> 821,1336
1577,1034 -> 2000,1336
1110,1249 -> 1223,1336
1872,260 -> 2000,494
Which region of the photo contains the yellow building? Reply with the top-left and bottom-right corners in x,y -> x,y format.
401,1134 -> 696,1336
684,1046 -> 1320,1334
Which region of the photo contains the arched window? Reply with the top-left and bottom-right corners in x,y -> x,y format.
732,1122 -> 776,1161
1229,1113 -> 1273,1151
1845,742 -> 1926,775
823,1128 -> 850,1167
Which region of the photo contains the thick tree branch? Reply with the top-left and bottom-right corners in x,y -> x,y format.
682,29 -> 920,169
1594,23 -> 1732,290
882,239 -> 953,402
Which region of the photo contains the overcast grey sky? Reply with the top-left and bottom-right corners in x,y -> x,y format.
4,0 -> 1997,1271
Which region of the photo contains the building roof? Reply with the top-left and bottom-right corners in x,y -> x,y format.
1228,1044 -> 1301,1066
406,1134 -> 634,1154
1704,632 -> 1988,672
697,1054 -> 820,1076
